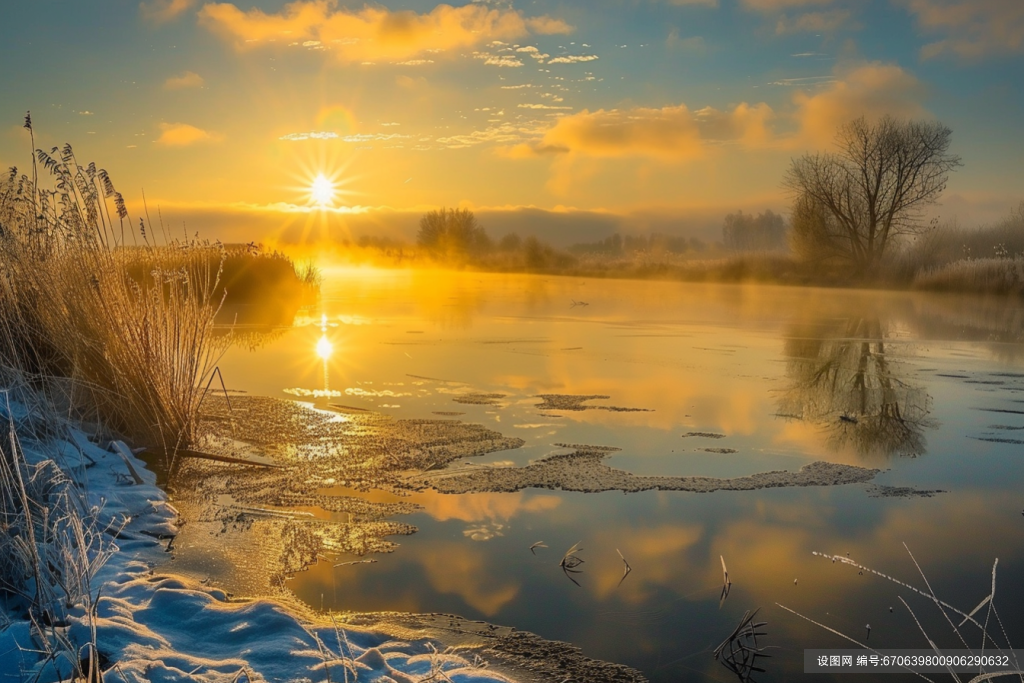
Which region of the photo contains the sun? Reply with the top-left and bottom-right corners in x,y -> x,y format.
310,173 -> 336,206
316,334 -> 333,360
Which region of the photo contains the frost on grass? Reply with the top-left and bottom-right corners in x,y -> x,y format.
411,444 -> 879,494
535,394 -> 653,412
167,396 -> 524,597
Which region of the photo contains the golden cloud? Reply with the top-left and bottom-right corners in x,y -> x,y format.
140,0 -> 197,23
516,101 -> 776,162
163,70 -> 205,89
742,0 -> 833,11
793,63 -> 929,146
198,0 -> 573,63
155,122 -> 222,146
535,106 -> 704,161
413,490 -> 562,523
905,0 -> 1024,60
775,9 -> 852,33
417,541 -> 520,615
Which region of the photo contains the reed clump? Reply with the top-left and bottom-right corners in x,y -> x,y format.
913,257 -> 1024,296
0,116 -> 228,451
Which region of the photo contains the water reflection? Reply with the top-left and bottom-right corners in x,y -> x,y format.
206,270 -> 1024,681
780,317 -> 932,459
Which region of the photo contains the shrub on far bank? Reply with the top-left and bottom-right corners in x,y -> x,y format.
119,243 -> 318,308
913,257 -> 1024,296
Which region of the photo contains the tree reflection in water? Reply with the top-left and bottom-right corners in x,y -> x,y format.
780,317 -> 932,459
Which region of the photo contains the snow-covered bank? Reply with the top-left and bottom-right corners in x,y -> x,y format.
0,405 -> 516,682
0,398 -> 649,683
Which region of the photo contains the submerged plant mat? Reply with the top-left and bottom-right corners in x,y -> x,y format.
535,394 -> 653,412
411,445 -> 880,494
453,392 -> 507,405
168,395 -> 524,597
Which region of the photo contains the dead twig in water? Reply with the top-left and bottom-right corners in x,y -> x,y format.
560,541 -> 585,587
713,608 -> 772,682
570,299 -> 589,308
333,559 -> 377,568
617,548 -> 632,587
720,555 -> 732,607
530,541 -> 547,555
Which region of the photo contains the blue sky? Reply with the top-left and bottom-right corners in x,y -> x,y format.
2,0 -> 1021,243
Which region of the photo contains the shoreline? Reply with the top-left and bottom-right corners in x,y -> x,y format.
0,397 -> 650,683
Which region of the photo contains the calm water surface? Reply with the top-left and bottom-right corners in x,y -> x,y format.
216,267 -> 1024,682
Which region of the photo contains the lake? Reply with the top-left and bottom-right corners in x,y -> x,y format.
210,266 -> 1024,682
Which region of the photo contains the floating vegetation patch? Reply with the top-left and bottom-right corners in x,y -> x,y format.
169,396 -> 524,597
973,436 -> 1024,445
702,447 -> 738,454
554,442 -> 621,452
535,394 -> 652,412
453,393 -> 507,405
935,373 -> 969,379
432,411 -> 465,416
411,445 -> 878,495
683,432 -> 726,439
989,424 -> 1024,430
406,374 -> 466,385
865,484 -> 947,498
975,407 -> 1024,415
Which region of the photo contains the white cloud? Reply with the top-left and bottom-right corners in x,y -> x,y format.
475,53 -> 525,67
548,54 -> 599,64
518,103 -> 573,110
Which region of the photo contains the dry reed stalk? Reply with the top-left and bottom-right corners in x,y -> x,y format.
778,546 -> 1024,683
1,123 -> 230,454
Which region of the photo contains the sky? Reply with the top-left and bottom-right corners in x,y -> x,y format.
1,0 -> 1022,246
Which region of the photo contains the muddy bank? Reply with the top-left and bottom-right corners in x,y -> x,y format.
409,444 -> 880,494
341,611 -> 648,683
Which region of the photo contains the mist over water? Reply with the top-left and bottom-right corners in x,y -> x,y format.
213,268 -> 1024,682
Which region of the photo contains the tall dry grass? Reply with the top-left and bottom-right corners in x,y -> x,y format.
912,257 -> 1024,296
0,116 -> 228,452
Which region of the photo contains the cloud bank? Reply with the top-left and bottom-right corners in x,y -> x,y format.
199,1 -> 573,64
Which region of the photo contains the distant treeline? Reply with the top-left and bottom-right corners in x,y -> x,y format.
347,198 -> 1024,296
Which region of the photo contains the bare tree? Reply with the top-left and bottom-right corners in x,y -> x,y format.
785,116 -> 962,274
